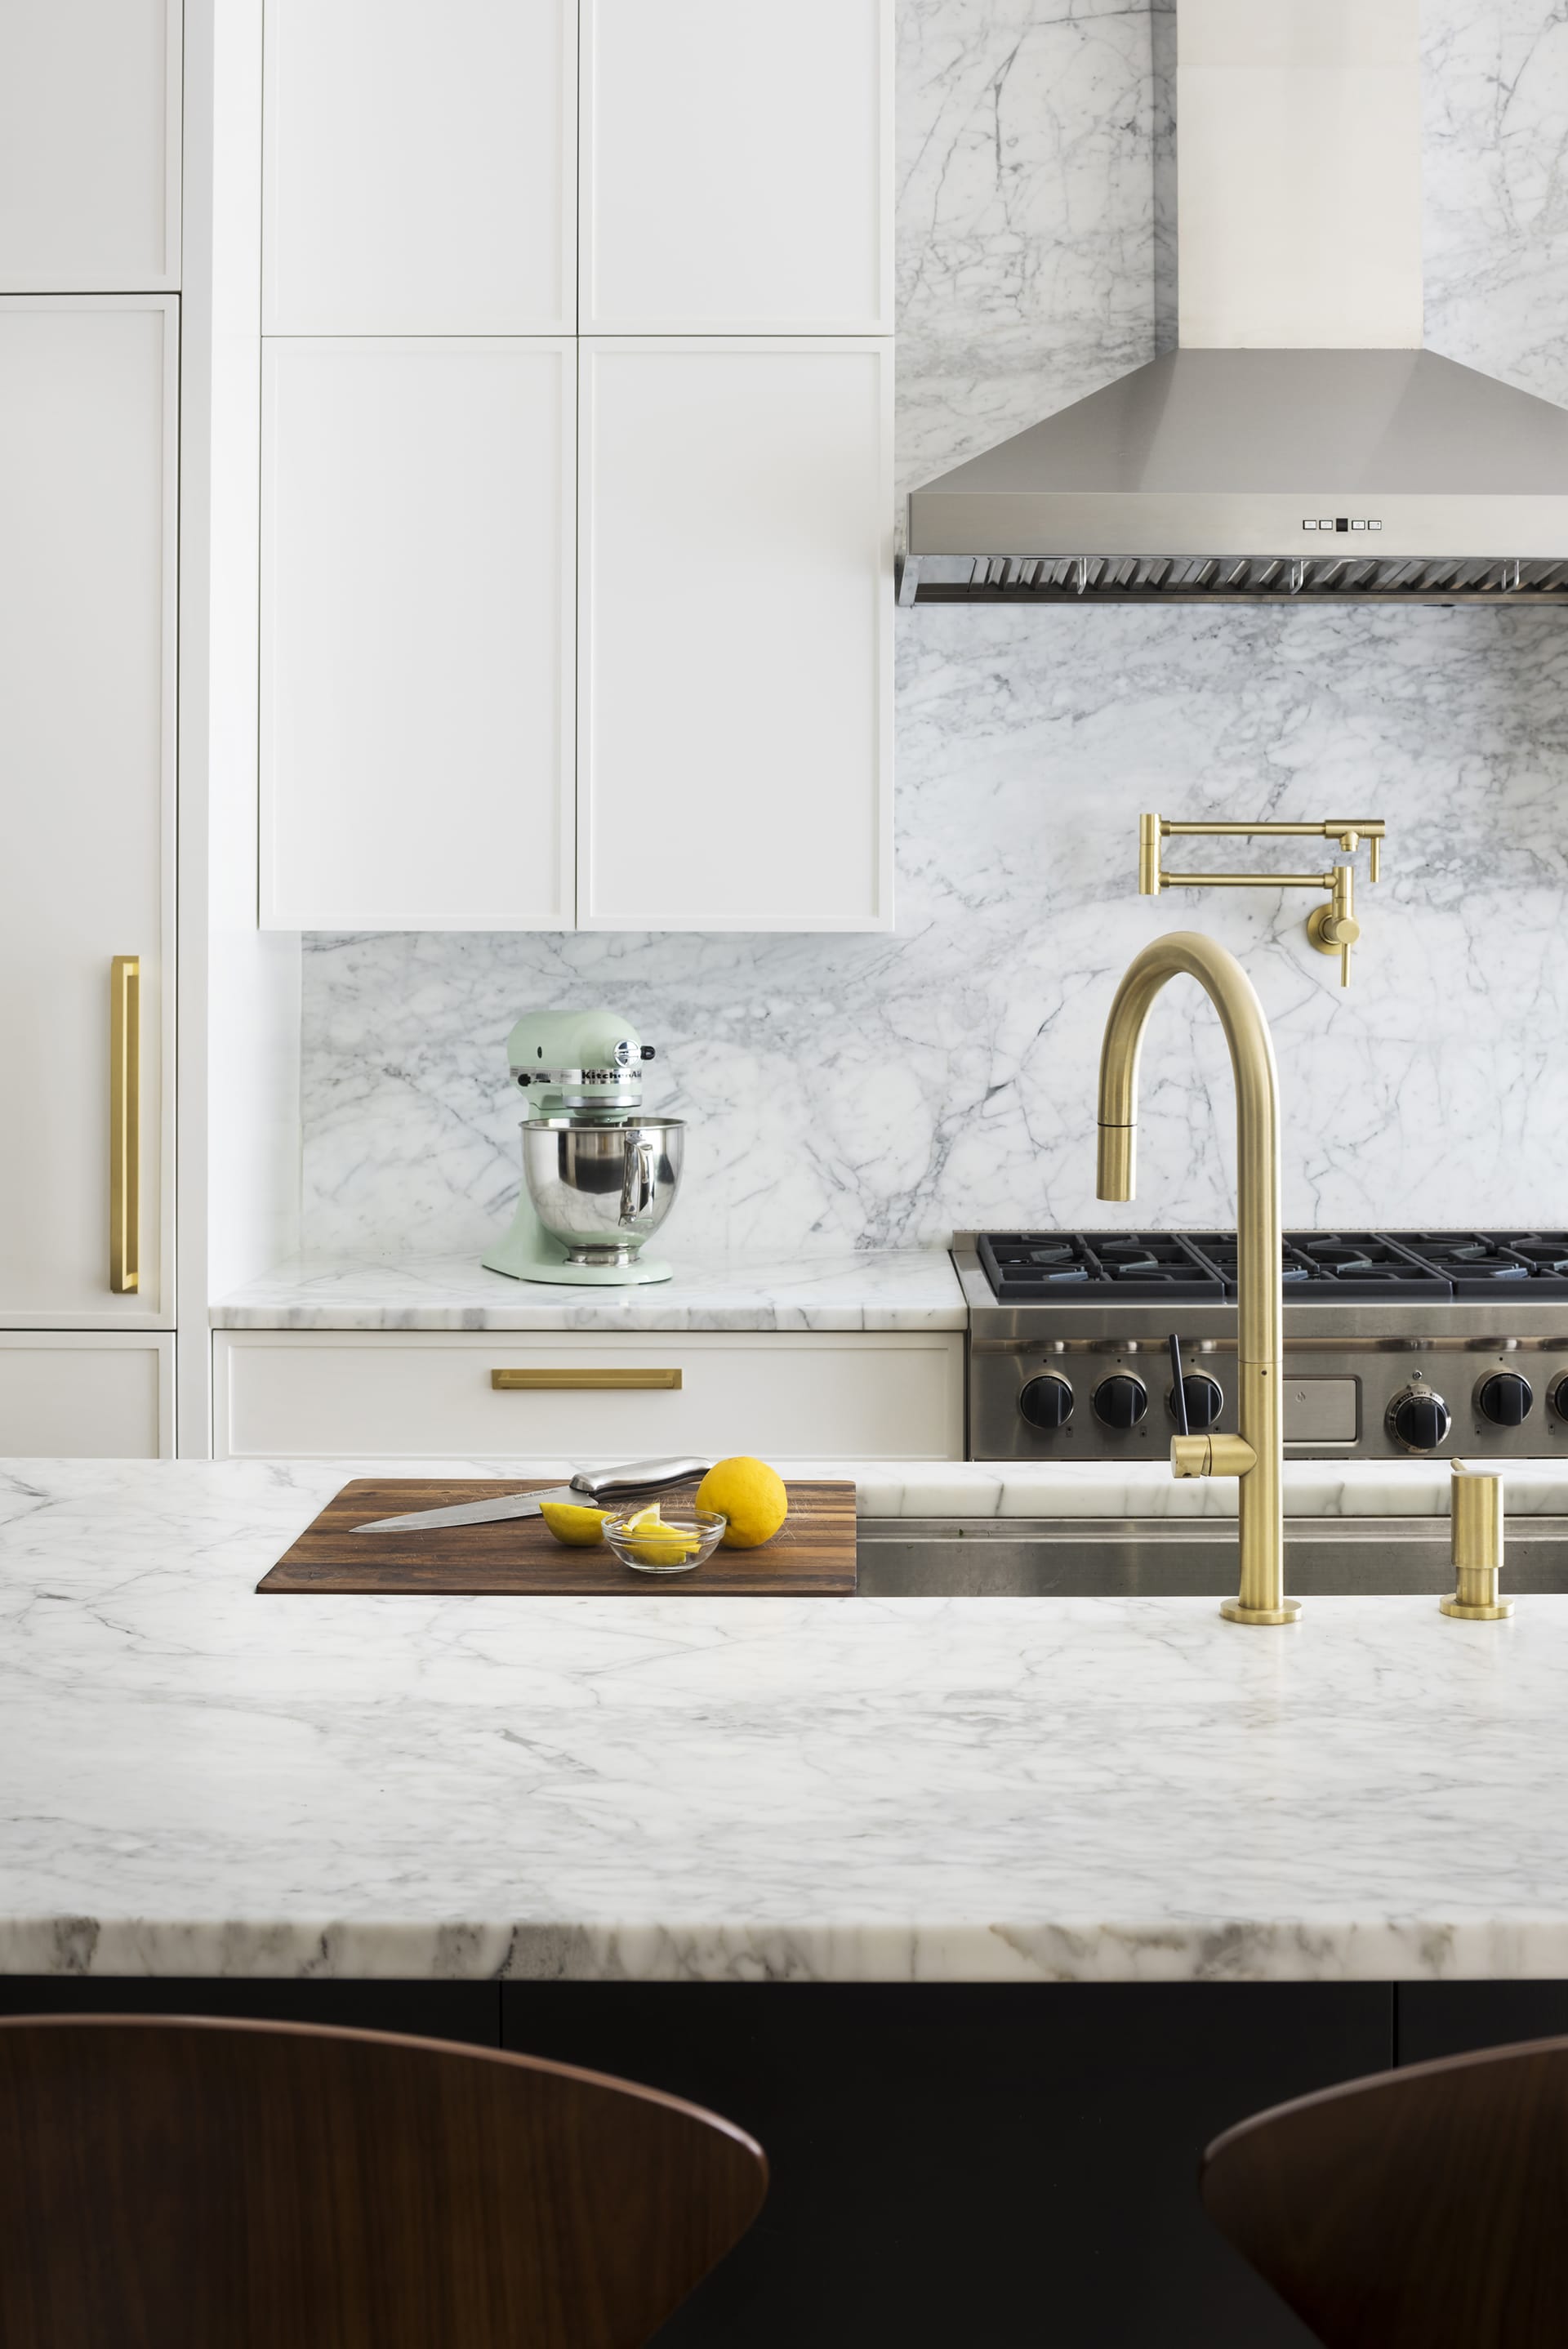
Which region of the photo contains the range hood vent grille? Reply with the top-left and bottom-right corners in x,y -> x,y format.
899,552 -> 1568,607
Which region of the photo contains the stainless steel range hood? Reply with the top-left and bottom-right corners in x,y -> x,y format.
902,348 -> 1568,604
902,1 -> 1568,607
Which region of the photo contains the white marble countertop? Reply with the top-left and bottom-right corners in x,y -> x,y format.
4,1456 -> 1568,1985
858,1458 -> 1568,1517
212,1246 -> 967,1332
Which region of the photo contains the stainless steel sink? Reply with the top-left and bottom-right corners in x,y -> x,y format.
856,1517 -> 1568,1597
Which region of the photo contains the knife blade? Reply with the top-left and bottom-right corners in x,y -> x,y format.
349,1456 -> 710,1535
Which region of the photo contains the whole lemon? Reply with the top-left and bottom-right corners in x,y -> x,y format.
696,1457 -> 788,1549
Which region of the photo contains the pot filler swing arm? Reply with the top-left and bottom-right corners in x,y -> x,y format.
1138,816 -> 1387,987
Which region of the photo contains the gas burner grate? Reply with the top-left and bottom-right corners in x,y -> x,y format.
1185,1232 -> 1452,1300
977,1231 -> 1225,1304
1396,1232 -> 1568,1298
975,1228 -> 1568,1304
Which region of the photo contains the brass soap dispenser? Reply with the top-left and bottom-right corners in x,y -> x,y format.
1441,1462 -> 1512,1620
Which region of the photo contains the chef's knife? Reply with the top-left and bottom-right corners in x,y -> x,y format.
350,1456 -> 710,1535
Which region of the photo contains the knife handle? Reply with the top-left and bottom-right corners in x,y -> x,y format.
568,1457 -> 710,1500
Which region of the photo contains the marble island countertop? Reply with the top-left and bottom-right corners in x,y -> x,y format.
212,1246 -> 967,1332
4,1456 -> 1568,1985
862,1457 -> 1568,1517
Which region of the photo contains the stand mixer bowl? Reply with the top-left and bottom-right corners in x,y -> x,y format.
520,1116 -> 686,1267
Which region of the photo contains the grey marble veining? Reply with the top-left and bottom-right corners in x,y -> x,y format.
214,1245 -> 965,1331
7,1458 -> 1568,1982
298,0 -> 1568,1264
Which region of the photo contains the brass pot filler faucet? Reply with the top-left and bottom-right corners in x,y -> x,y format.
1138,815 -> 1386,986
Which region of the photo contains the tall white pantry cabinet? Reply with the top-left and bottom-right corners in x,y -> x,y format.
0,0 -> 180,1455
260,0 -> 894,933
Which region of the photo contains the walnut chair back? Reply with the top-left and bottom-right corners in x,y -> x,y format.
0,2012 -> 768,2349
1202,2033 -> 1568,2348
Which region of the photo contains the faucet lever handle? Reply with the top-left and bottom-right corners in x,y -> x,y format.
1307,861 -> 1361,987
1169,1331 -> 1189,1435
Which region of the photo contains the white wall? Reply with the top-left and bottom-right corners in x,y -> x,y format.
294,0 -> 1568,1259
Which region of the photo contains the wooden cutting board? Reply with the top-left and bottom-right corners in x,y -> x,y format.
257,1478 -> 857,1596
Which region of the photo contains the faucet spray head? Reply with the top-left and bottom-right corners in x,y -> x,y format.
1097,1123 -> 1134,1200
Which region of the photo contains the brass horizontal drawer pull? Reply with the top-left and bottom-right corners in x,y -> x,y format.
490,1368 -> 683,1393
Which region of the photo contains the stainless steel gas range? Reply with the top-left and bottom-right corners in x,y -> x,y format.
956,1230 -> 1568,1463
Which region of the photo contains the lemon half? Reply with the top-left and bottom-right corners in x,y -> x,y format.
695,1458 -> 788,1549
538,1500 -> 612,1547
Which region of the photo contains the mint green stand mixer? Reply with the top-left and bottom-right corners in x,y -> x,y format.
482,1009 -> 685,1286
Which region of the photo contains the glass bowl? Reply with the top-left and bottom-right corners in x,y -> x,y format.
603,1506 -> 727,1577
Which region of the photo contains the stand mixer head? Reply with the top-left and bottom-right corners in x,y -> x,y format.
480,1008 -> 685,1286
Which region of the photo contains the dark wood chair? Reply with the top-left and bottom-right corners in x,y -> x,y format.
0,2012 -> 767,2347
1201,2032 -> 1568,2347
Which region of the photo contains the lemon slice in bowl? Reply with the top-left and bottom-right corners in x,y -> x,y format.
620,1502 -> 703,1566
538,1500 -> 613,1548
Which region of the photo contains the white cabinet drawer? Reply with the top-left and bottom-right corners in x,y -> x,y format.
0,1335 -> 174,1457
214,1331 -> 962,1460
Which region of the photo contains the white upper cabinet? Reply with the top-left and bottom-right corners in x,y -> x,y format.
0,0 -> 180,290
581,0 -> 892,333
261,337 -> 575,929
0,301 -> 176,1324
256,0 -> 893,934
264,0 -> 575,333
578,341 -> 893,931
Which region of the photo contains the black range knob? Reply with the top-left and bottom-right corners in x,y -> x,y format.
1018,1374 -> 1073,1430
1552,1374 -> 1568,1422
1477,1371 -> 1533,1427
1388,1385 -> 1451,1452
1094,1375 -> 1148,1429
1169,1373 -> 1223,1431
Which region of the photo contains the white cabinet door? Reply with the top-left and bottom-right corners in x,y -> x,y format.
581,0 -> 891,332
261,338 -> 575,929
264,0 -> 574,332
0,300 -> 176,1325
0,1335 -> 174,1457
579,341 -> 893,930
0,0 -> 179,291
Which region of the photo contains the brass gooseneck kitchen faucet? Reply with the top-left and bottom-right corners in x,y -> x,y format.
1096,932 -> 1299,1625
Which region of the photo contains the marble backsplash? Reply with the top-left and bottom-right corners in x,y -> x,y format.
300,0 -> 1568,1261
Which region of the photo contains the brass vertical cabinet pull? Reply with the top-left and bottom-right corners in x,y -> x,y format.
110,956 -> 140,1294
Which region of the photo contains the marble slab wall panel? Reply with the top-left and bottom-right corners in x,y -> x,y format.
1424,0 -> 1568,399
299,0 -> 1568,1262
895,0 -> 1160,501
